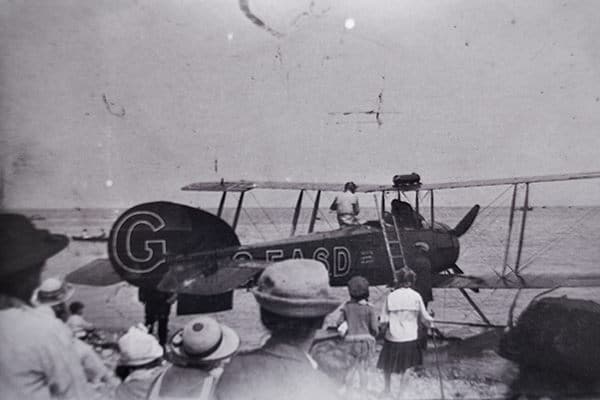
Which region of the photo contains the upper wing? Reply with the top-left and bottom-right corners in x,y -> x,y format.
434,272 -> 600,289
182,171 -> 600,193
418,171 -> 600,191
182,180 -> 384,193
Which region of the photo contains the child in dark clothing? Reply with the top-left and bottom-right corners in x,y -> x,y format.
337,275 -> 379,392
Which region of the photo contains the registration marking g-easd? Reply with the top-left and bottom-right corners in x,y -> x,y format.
232,246 -> 351,277
112,210 -> 167,274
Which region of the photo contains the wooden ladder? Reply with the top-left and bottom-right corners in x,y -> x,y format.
374,195 -> 408,285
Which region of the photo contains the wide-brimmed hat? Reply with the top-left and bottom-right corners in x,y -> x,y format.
347,276 -> 369,299
118,324 -> 164,366
168,317 -> 239,366
31,277 -> 75,307
252,259 -> 340,318
0,214 -> 68,278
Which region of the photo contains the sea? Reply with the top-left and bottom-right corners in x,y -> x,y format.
9,206 -> 600,398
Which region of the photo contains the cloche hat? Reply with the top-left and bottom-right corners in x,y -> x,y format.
252,259 -> 340,318
168,316 -> 240,366
118,324 -> 164,366
31,277 -> 75,306
347,276 -> 370,300
0,214 -> 68,278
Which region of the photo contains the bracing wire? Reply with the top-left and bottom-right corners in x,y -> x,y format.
304,190 -> 334,230
248,191 -> 282,236
241,206 -> 267,241
518,207 -> 600,273
456,186 -> 512,262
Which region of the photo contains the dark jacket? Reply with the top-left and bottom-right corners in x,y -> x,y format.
216,338 -> 340,400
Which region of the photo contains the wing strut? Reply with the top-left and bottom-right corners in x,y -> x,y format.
217,191 -> 227,218
232,191 -> 245,231
514,183 -> 530,275
308,190 -> 321,233
429,190 -> 435,228
290,190 -> 304,236
501,185 -> 518,277
459,288 -> 492,326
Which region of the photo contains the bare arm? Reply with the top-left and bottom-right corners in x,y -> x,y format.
418,296 -> 434,328
336,305 -> 346,326
369,306 -> 379,336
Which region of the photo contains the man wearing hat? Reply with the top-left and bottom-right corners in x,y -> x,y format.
146,316 -> 240,399
330,181 -> 361,227
216,259 -> 341,400
31,276 -> 75,321
0,214 -> 97,399
115,324 -> 168,400
33,277 -> 116,388
412,242 -> 433,307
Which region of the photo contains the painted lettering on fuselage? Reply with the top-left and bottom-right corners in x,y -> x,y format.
232,246 -> 351,277
111,210 -> 167,274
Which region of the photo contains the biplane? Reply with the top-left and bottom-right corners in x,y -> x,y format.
67,171 -> 600,321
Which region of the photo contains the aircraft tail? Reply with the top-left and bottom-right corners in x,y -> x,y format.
108,201 -> 240,289
452,204 -> 480,237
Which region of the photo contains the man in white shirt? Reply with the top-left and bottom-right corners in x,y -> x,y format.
330,181 -> 361,227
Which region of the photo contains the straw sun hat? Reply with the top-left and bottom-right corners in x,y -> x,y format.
118,325 -> 164,366
0,214 -> 68,278
251,259 -> 340,318
168,317 -> 240,366
31,277 -> 75,307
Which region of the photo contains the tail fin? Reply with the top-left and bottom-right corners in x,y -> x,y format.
108,201 -> 240,289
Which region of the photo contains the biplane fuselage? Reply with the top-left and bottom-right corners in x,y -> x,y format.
223,223 -> 458,286
104,199 -> 462,291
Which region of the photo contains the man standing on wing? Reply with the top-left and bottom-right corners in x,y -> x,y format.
330,181 -> 361,227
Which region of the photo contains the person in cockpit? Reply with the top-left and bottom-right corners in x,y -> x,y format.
330,182 -> 361,227
390,199 -> 419,229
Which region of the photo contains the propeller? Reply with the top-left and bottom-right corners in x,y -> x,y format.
451,204 -> 480,237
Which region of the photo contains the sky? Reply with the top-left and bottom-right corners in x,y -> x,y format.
1,0 -> 600,208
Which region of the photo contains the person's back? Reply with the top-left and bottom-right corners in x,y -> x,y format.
115,324 -> 167,400
150,365 -> 216,399
152,316 -> 239,400
0,214 -> 98,400
116,364 -> 166,400
334,191 -> 359,216
0,300 -> 94,400
216,259 -> 341,400
330,182 -> 360,227
384,287 -> 431,342
218,339 -> 339,400
342,301 -> 378,338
